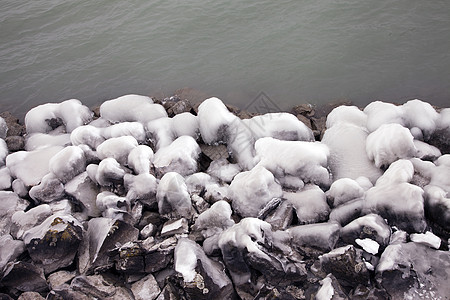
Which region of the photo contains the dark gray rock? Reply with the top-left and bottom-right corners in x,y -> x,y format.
5,136 -> 25,152
262,200 -> 294,231
349,284 -> 390,300
65,172 -> 101,217
144,237 -> 177,273
131,274 -> 161,300
0,262 -> 48,294
113,242 -> 145,274
340,214 -> 391,250
17,291 -> 45,300
167,99 -> 193,116
70,275 -> 133,299
199,144 -> 229,161
0,111 -> 25,137
328,199 -> 363,226
288,222 -> 341,257
428,128 -> 450,154
315,274 -> 348,300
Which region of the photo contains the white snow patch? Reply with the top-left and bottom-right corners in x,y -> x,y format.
364,101 -> 405,133
102,122 -> 146,143
156,172 -> 192,218
49,146 -> 86,183
70,125 -> 105,149
194,200 -> 235,238
316,275 -> 334,300
410,231 -> 441,249
355,238 -> 380,255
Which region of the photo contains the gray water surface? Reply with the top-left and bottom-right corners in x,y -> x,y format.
1,0 -> 449,116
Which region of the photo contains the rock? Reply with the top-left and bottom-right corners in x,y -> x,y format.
144,237 -> 177,273
349,284 -> 390,300
65,172 -> 101,217
160,218 -> 189,237
23,214 -> 83,274
292,103 -> 315,117
157,172 -> 193,218
29,174 -> 65,204
319,245 -> 370,288
70,274 -> 133,299
0,167 -> 12,190
194,200 -> 234,238
295,114 -> 312,130
328,199 -> 363,226
340,214 -> 391,250
199,144 -> 229,161
376,242 -> 450,299
10,204 -> 52,240
167,99 -> 193,116
174,238 -> 234,299
113,242 -> 146,274
428,128 -> 450,154
263,200 -> 294,231
315,274 -> 348,300
124,173 -> 158,208
5,136 -> 25,152
0,235 -> 25,272
0,111 -> 25,137
47,270 -> 76,290
284,185 -> 330,225
17,292 -> 45,300
0,262 -> 48,294
49,146 -> 87,183
131,274 -> 161,300
0,191 -> 29,236
288,222 -> 341,257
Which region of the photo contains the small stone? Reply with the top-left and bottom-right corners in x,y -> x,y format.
5,136 -> 25,152
131,274 -> 161,300
0,261 -> 48,293
167,99 -> 193,116
47,270 -> 76,290
17,291 -> 46,300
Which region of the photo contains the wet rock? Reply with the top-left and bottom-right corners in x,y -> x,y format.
292,104 -> 315,117
157,172 -> 193,219
5,136 -> 25,152
113,242 -> 145,274
428,128 -> 450,154
23,214 -> 83,274
263,200 -> 294,231
29,174 -> 65,204
0,111 -> 25,137
161,218 -> 189,237
328,199 -> 363,226
376,242 -> 450,299
288,222 -> 341,257
0,262 -> 48,294
174,238 -> 234,299
144,237 -> 177,273
131,274 -> 161,300
319,245 -> 370,288
349,284 -> 390,300
340,214 -> 391,250
0,235 -> 25,271
284,185 -> 330,225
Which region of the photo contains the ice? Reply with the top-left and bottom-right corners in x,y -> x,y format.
194,200 -> 235,238
322,123 -> 382,183
355,238 -> 380,255
410,231 -> 441,249
242,113 -> 314,141
413,140 -> 441,160
171,112 -> 199,138
326,178 -> 365,207
255,137 -> 331,187
284,185 -> 330,224
402,99 -> 439,139
65,172 -> 101,217
153,136 -> 200,176
124,173 -> 158,205
94,158 -> 127,186
29,173 -> 65,203
366,123 -> 417,168
328,199 -> 363,226
96,136 -> 138,165
49,146 -> 86,183
198,97 -> 238,144
127,145 -> 154,174
431,155 -> 450,191
25,99 -> 92,134
288,222 -> 341,253
341,213 -> 391,247
25,133 -> 71,151
326,105 -> 367,128
229,165 -> 282,217
315,274 -> 334,300
206,158 -> 241,183
101,122 -> 146,143
277,175 -> 305,190
0,139 -> 7,167
96,192 -> 129,217
6,146 -> 63,186
0,235 -> 25,272
70,125 -> 105,149
0,191 -> 29,236
363,160 -> 426,233
436,108 -> 450,129
156,172 -> 193,218
10,204 -> 52,240
185,172 -> 216,195
364,101 -> 405,132
146,117 -> 175,150
12,179 -> 28,198
0,167 -> 11,190
226,120 -> 256,170
0,117 -> 7,139
99,94 -> 167,123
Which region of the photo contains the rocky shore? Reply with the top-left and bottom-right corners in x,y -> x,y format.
0,92 -> 449,300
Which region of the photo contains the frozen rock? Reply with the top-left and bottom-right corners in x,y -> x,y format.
23,214 -> 83,274
413,139 -> 441,160
172,112 -> 199,138
140,224 -> 155,239
0,261 -> 48,293
0,191 -> 29,236
102,121 -> 146,143
376,242 -> 450,299
206,158 -> 241,183
127,145 -> 154,174
423,185 -> 450,232
0,117 -> 7,139
100,94 -> 167,123
410,231 -> 441,249
402,99 -> 439,139
146,117 -> 175,150
65,172 -> 101,217
364,101 -> 405,132
175,238 -> 234,299
10,204 -> 52,239
328,199 -> 363,226
94,158 -> 128,186
288,222 -> 341,256
131,274 -> 161,300
255,137 -> 331,187
0,235 -> 24,271
25,133 -> 71,151
156,172 -> 193,218
28,173 -> 65,203
194,200 -> 235,238
96,191 -> 129,218
428,108 -> 450,154
326,105 -> 367,128
153,136 -> 200,176
319,245 -> 370,288
70,125 -> 105,149
144,236 -> 177,273
97,136 -> 138,165
242,112 -> 314,141
363,160 -> 426,233
185,172 -> 215,195
315,274 -> 348,300
49,145 -> 86,183
229,165 -> 282,217
284,185 -> 330,224
326,178 -> 365,207
322,123 -> 382,183
6,146 -> 63,186
25,99 -> 92,134
17,291 -> 46,300
0,166 -> 11,190
366,123 -> 417,168
5,136 -> 25,152
0,139 -> 7,167
124,173 -> 158,207
160,218 -> 189,237
340,214 -> 391,249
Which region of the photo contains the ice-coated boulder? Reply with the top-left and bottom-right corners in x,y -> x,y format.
131,274 -> 160,300
70,125 -> 105,149
0,167 -> 11,190
49,146 -> 86,183
91,158 -> 128,186
124,173 -> 158,207
127,145 -> 154,174
0,261 -> 48,294
255,137 -> 331,187
326,105 -> 368,129
23,214 -> 83,274
172,112 -> 199,138
364,101 -> 405,132
206,158 -> 241,183
99,94 -> 167,123
284,185 -> 330,224
29,173 -> 65,203
156,172 -> 193,218
96,191 -> 130,219
0,235 -> 25,272
229,165 -> 282,218
25,99 -> 92,134
402,99 -> 439,139
326,178 -> 365,207
366,123 -> 417,168
287,222 -> 341,256
153,136 -> 200,176
102,121 -> 146,143
174,238 -> 234,299
6,146 -> 63,186
0,191 -> 29,236
25,133 -> 71,151
0,138 -> 8,167
364,160 -> 426,233
96,136 -> 138,166
328,198 -> 363,226
65,172 -> 101,217
423,185 -> 450,232
194,200 -> 235,238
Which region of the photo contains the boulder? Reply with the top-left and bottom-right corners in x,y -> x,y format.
288,222 -> 341,257
0,262 -> 48,294
131,274 -> 161,300
29,173 -> 65,204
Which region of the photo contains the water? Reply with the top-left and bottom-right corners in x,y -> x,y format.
1,0 -> 450,117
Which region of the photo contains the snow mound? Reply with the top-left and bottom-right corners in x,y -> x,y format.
25,99 -> 93,134
402,99 -> 439,139
70,125 -> 105,149
194,200 -> 235,238
49,146 -> 86,183
284,185 -> 330,224
100,94 -> 167,123
102,122 -> 146,143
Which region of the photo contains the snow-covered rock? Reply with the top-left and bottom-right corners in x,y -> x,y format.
124,173 -> 158,207
0,234 -> 24,272
99,94 -> 167,123
127,145 -> 154,174
284,185 -> 330,224
0,191 -> 29,236
70,125 -> 105,149
410,231 -> 441,249
364,101 -> 405,132
96,136 -> 138,166
326,105 -> 368,129
29,173 -> 65,203
0,166 -> 11,190
102,122 -> 146,143
206,158 -> 241,183
229,165 -> 282,218
93,158 -> 128,186
25,133 -> 71,151
49,146 -> 86,183
326,178 -> 365,207
194,200 -> 235,238
402,99 -> 439,139
156,172 -> 193,218
340,213 -> 391,248
0,138 -> 8,167
65,172 -> 101,217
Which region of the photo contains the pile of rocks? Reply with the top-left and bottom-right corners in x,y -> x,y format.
0,93 -> 449,300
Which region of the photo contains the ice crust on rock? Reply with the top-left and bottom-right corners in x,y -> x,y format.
101,122 -> 146,143
157,172 -> 192,218
326,105 -> 368,129
326,178 -> 365,207
364,101 -> 405,132
0,117 -> 7,139
25,133 -> 71,151
70,125 -> 105,149
0,138 -> 8,167
127,145 -> 154,174
284,185 -> 330,224
100,94 -> 167,123
96,136 -> 138,165
49,146 -> 86,183
194,200 -> 235,238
